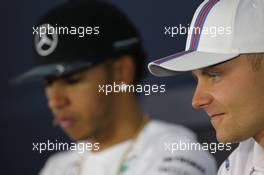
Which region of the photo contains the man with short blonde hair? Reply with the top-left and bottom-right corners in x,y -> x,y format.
148,0 -> 264,174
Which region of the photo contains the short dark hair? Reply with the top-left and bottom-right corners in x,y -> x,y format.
105,51 -> 146,85
131,51 -> 146,84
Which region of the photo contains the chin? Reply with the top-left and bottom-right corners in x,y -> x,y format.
63,126 -> 93,141
216,132 -> 234,143
68,136 -> 81,141
216,131 -> 246,144
65,131 -> 90,142
216,137 -> 232,143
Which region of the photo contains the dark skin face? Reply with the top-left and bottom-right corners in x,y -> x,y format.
45,63 -> 113,141
44,56 -> 144,151
192,55 -> 264,147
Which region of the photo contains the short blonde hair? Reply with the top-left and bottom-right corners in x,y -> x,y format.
246,53 -> 264,71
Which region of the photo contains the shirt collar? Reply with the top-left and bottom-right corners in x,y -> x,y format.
253,141 -> 264,169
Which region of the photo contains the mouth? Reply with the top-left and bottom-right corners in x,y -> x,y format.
210,113 -> 225,120
56,116 -> 77,129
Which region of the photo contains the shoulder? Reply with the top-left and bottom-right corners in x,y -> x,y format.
217,138 -> 255,175
136,120 -> 199,154
133,120 -> 217,175
39,151 -> 80,175
141,120 -> 197,142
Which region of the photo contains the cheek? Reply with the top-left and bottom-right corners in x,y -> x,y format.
212,71 -> 254,114
211,80 -> 246,123
72,86 -> 98,113
69,82 -> 111,121
238,83 -> 264,129
219,80 -> 264,139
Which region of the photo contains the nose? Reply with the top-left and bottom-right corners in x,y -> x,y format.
192,82 -> 213,109
45,82 -> 70,111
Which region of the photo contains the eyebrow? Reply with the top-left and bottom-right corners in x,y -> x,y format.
45,70 -> 87,83
191,64 -> 222,77
198,63 -> 223,72
191,58 -> 234,79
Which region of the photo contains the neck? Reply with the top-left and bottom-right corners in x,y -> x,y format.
254,130 -> 264,148
90,93 -> 145,152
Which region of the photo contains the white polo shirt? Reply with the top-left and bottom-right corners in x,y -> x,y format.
39,120 -> 217,175
218,138 -> 264,175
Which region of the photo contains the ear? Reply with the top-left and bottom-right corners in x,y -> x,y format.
112,56 -> 135,84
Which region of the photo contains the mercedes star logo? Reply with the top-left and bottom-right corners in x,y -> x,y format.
34,24 -> 58,56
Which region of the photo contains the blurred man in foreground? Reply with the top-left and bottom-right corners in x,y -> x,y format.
14,1 -> 216,174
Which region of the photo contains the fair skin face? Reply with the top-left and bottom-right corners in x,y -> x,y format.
45,56 -> 144,151
192,55 -> 264,147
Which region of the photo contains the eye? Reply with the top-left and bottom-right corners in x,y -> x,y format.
64,76 -> 83,85
207,72 -> 221,81
44,78 -> 55,87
